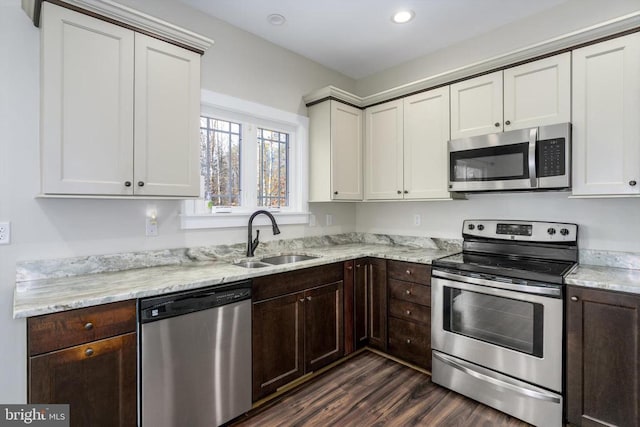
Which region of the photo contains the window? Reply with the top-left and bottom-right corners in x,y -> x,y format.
181,90 -> 309,230
257,127 -> 289,208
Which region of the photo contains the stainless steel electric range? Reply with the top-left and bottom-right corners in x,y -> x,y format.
431,219 -> 578,427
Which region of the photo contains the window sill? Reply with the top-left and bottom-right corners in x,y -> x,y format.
180,211 -> 310,229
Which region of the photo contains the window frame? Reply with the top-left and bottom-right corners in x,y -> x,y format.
181,90 -> 309,229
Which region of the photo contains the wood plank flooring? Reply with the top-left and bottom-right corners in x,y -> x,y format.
231,351 -> 530,426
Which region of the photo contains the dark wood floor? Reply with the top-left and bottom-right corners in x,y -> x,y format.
231,351 -> 530,426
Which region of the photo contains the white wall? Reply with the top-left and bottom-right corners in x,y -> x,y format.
356,0 -> 640,96
356,193 -> 640,252
0,0 -> 356,403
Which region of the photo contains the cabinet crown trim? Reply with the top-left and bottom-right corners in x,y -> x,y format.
23,0 -> 214,53
304,11 -> 640,108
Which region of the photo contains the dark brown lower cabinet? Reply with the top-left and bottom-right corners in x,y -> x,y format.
252,263 -> 344,401
567,285 -> 640,426
354,258 -> 368,349
27,300 -> 137,427
367,258 -> 387,351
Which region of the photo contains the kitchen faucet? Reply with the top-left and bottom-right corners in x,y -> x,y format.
247,210 -> 281,257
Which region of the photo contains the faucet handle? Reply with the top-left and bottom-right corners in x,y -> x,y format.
251,229 -> 260,253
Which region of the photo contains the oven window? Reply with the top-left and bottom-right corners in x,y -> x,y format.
450,143 -> 529,181
443,287 -> 544,357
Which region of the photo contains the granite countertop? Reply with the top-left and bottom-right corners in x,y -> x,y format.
13,234 -> 459,319
565,264 -> 640,295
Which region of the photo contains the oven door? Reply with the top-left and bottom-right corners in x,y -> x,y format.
448,127 -> 537,192
431,270 -> 563,392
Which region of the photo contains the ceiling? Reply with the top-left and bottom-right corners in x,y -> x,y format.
179,0 -> 569,79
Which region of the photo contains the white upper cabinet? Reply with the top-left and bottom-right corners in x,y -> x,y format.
403,87 -> 451,200
308,100 -> 363,201
365,100 -> 404,200
40,3 -> 201,197
450,71 -> 503,139
572,33 -> 640,196
450,54 -> 570,139
503,53 -> 571,130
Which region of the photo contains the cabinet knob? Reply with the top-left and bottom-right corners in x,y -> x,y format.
138,181 -> 145,187
397,190 -> 402,194
306,296 -> 312,301
406,339 -> 412,345
299,298 -> 305,303
405,289 -> 411,295
124,181 -> 132,187
406,310 -> 411,316
494,122 -> 500,127
403,190 -> 408,194
570,296 -> 579,302
333,191 -> 339,195
356,264 -> 361,268
406,269 -> 412,275
84,322 -> 93,331
505,120 -> 511,125
630,180 -> 637,187
85,348 -> 94,357
346,265 -> 353,271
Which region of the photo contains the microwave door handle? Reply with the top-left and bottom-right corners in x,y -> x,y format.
528,127 -> 538,188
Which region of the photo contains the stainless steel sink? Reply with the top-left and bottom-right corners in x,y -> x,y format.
233,260 -> 271,269
260,254 -> 318,265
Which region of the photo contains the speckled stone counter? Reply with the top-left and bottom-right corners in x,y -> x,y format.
566,265 -> 640,295
13,233 -> 460,318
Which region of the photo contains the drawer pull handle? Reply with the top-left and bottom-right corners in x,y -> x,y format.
406,310 -> 411,316
406,339 -> 412,345
85,348 -> 94,357
405,270 -> 411,275
84,322 -> 93,331
405,289 -> 411,295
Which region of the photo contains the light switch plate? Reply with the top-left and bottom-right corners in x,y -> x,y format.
0,222 -> 11,244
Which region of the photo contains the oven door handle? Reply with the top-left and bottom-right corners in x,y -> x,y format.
433,269 -> 561,297
433,352 -> 561,404
528,127 -> 538,188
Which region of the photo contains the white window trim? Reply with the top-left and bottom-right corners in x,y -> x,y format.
181,89 -> 310,230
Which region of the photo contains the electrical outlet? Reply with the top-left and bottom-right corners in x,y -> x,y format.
308,214 -> 316,227
325,214 -> 333,226
413,214 -> 421,226
146,216 -> 158,237
0,222 -> 11,245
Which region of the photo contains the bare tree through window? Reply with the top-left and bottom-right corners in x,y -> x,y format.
257,128 -> 289,207
200,117 -> 241,206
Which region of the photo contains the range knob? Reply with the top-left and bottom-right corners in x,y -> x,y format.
468,224 -> 475,230
560,228 -> 570,236
547,228 -> 556,235
477,224 -> 485,231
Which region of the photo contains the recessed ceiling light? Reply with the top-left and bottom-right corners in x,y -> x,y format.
392,10 -> 415,24
267,13 -> 286,26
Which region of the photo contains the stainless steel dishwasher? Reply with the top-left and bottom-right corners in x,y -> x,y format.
139,280 -> 252,427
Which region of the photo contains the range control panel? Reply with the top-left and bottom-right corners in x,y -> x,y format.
463,220 -> 578,243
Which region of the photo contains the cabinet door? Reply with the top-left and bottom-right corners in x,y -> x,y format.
566,286 -> 640,426
40,3 -> 135,195
354,259 -> 368,349
29,333 -> 137,427
403,87 -> 450,199
503,53 -> 571,131
572,33 -> 640,196
450,71 -> 503,139
367,258 -> 387,351
134,33 -> 201,197
331,102 -> 363,200
304,282 -> 344,372
365,100 -> 404,200
343,261 -> 355,355
252,292 -> 305,401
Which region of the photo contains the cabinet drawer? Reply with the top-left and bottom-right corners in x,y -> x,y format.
389,298 -> 430,324
388,317 -> 431,369
28,300 -> 136,356
387,260 -> 431,285
388,279 -> 431,306
252,263 -> 343,302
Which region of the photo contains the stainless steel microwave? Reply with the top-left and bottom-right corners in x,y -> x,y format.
448,123 -> 571,192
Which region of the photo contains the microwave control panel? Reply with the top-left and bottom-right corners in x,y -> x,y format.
537,139 -> 566,177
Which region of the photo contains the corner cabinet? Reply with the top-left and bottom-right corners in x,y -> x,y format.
365,87 -> 451,200
566,285 -> 640,426
450,53 -> 571,139
308,100 -> 363,201
40,2 -> 201,197
571,33 -> 640,197
28,301 -> 137,427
